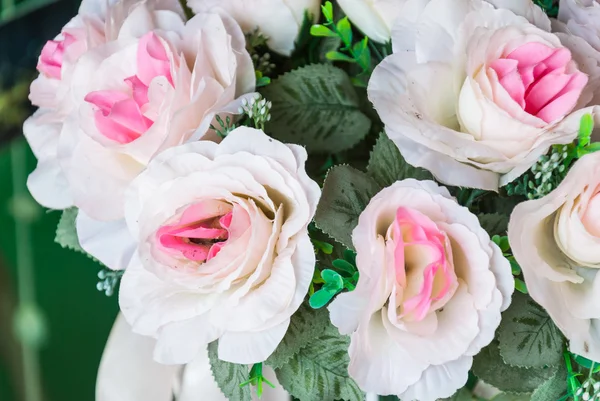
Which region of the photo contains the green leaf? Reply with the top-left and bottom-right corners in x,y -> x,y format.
309,289 -> 336,309
266,305 -> 330,369
578,113 -> 594,145
314,165 -> 381,249
321,1 -> 333,21
318,36 -> 343,64
55,208 -> 84,252
207,341 -> 252,401
366,131 -> 432,188
336,17 -> 352,45
325,51 -> 356,62
508,256 -> 521,275
490,394 -> 531,401
478,213 -> 509,237
573,355 -> 600,372
274,325 -> 363,401
332,259 -> 356,275
256,76 -> 271,87
343,249 -> 356,266
530,362 -> 568,401
353,38 -> 371,70
321,269 -> 344,287
310,24 -> 336,37
498,292 -> 563,368
514,278 -> 528,294
439,388 -> 477,400
473,340 -> 557,394
260,64 -> 372,153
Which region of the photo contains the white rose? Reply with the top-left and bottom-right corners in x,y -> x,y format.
96,314 -> 291,401
509,148 -> 600,361
554,0 -> 600,104
25,0 -> 185,209
329,180 -> 513,401
337,0 -> 404,43
57,11 -> 254,224
556,0 -> 600,53
186,0 -> 321,55
368,0 -> 600,191
100,128 -> 321,365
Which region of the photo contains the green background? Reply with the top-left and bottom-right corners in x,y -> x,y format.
0,142 -> 119,401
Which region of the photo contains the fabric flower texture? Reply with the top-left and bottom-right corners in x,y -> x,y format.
96,314 -> 291,401
186,0 -> 320,55
555,0 -> 600,56
24,0 -> 185,209
368,0 -> 600,191
336,0 -> 404,43
509,148 -> 600,361
58,10 -> 254,223
116,127 -> 321,365
329,180 -> 513,401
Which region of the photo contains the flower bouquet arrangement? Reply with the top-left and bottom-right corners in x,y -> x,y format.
22,0 -> 600,399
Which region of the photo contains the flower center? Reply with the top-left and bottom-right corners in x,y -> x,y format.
37,32 -> 77,79
156,201 -> 235,263
489,42 -> 587,123
388,207 -> 457,322
84,32 -> 173,144
581,186 -> 600,237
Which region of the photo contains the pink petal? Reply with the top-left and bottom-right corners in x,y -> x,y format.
85,90 -> 130,115
525,71 -> 572,116
125,75 -> 150,107
489,58 -> 518,79
506,42 -> 555,66
136,32 -> 173,87
536,74 -> 588,123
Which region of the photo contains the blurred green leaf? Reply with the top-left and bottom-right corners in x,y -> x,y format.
310,24 -> 336,37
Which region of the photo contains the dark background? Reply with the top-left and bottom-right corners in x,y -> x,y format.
0,1 -> 120,400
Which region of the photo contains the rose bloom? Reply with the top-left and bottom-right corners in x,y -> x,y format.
43,10 -> 255,269
25,0 -> 185,209
329,180 -> 513,401
186,0 -> 320,56
103,128 -> 321,365
554,0 -> 600,102
509,147 -> 600,361
337,0 -> 404,43
96,314 -> 291,401
556,0 -> 600,53
368,0 -> 600,191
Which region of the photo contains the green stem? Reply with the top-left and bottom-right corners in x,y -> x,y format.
368,39 -> 384,62
326,21 -> 370,72
11,140 -> 43,401
564,348 -> 580,401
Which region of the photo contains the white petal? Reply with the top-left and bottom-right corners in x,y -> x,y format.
27,160 -> 73,209
398,356 -> 472,401
177,346 -> 227,401
218,319 -> 289,364
347,312 -> 427,395
77,212 -> 136,270
96,314 -> 177,401
154,314 -> 224,365
485,0 -> 551,30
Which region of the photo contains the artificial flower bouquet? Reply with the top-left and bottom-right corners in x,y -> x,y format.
22,0 -> 600,399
